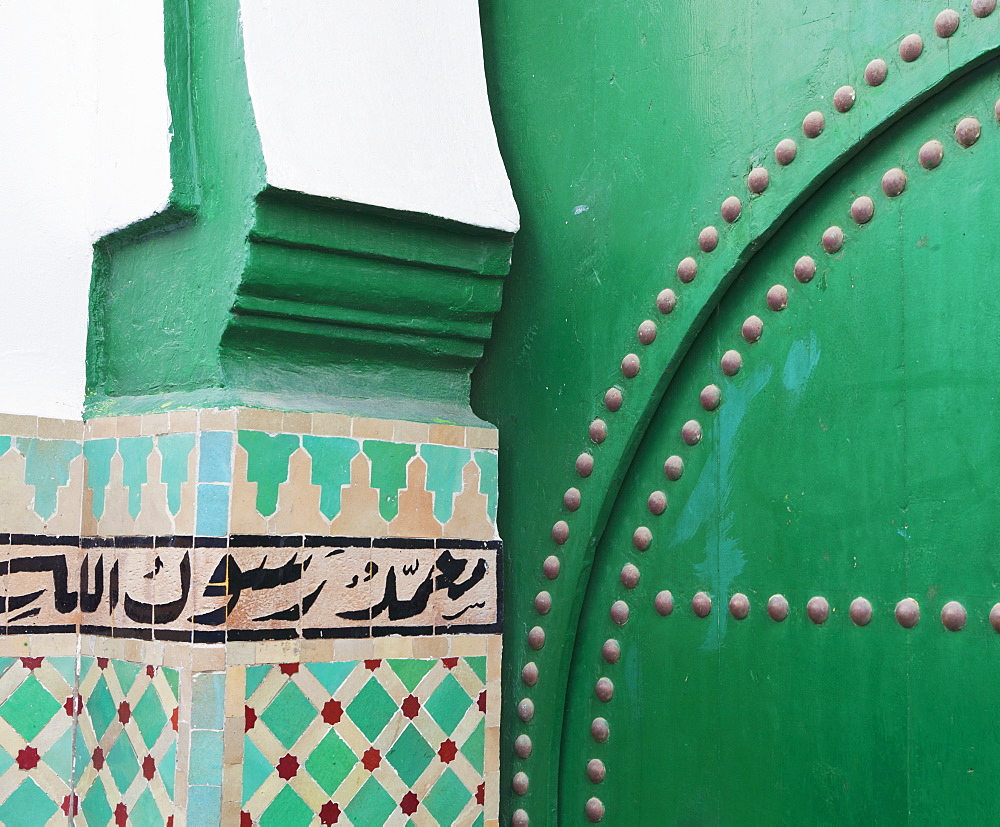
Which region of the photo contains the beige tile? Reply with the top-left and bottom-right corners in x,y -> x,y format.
226,641 -> 257,667
485,680 -> 501,728
373,636 -> 413,660
393,420 -> 430,444
225,666 -> 246,717
444,460 -> 495,541
333,638 -> 375,662
487,635 -> 503,682
389,456 -> 443,538
255,639 -> 300,664
329,453 -> 388,536
429,423 -> 465,447
351,417 -> 393,440
36,417 -> 84,440
223,716 -> 244,766
0,636 -> 32,659
0,413 -> 37,438
300,639 -> 335,664
449,635 -> 488,658
115,416 -> 142,437
281,411 -> 312,434
270,448 -> 329,535
412,636 -> 449,660
465,427 -> 499,451
140,412 -> 171,436
199,408 -> 237,432
29,633 -> 77,658
123,638 -> 143,663
221,801 -> 243,824
237,408 -> 284,433
163,642 -> 193,669
311,412 -> 351,436
85,417 -> 116,439
169,410 -> 199,432
192,645 -> 226,672
142,640 -> 166,667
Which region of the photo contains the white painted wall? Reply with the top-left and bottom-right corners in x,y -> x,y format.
240,0 -> 520,234
0,1 -> 172,419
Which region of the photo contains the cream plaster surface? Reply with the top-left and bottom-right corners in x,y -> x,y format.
0,1 -> 172,419
240,0 -> 520,233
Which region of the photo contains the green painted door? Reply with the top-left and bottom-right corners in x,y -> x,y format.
475,1 -> 1000,822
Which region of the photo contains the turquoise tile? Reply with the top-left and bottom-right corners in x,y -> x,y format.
86,678 -> 117,740
474,450 -> 498,521
16,438 -> 79,520
260,785 -> 312,827
49,656 -> 77,686
192,672 -> 225,730
133,685 -> 168,750
307,662 -> 357,694
260,682 -> 316,750
305,729 -> 356,794
81,775 -> 112,826
107,733 -> 140,792
112,660 -> 141,696
83,438 -> 116,520
118,436 -> 154,519
423,767 -> 472,826
0,675 -> 61,740
423,673 -> 472,735
242,738 -> 273,804
460,718 -> 485,774
158,433 -> 196,516
188,785 -> 221,825
0,779 -> 57,824
161,739 -> 177,799
363,440 -> 417,521
196,483 -> 230,536
131,787 -> 164,827
344,777 -> 396,826
346,678 -> 397,743
199,431 -> 233,483
245,664 -> 270,698
190,730 -> 224,785
44,724 -> 74,782
237,431 -> 299,517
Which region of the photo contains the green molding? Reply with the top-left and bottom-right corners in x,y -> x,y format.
85,2 -> 515,425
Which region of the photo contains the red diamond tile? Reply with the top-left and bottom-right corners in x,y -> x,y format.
245,705 -> 258,732
319,802 -> 341,825
364,659 -> 382,671
361,747 -> 381,772
16,746 -> 39,771
142,755 -> 156,781
20,657 -> 42,671
118,701 -> 130,724
400,791 -> 419,816
442,657 -> 458,669
402,694 -> 420,719
276,753 -> 299,781
322,699 -> 343,726
93,746 -> 105,770
115,803 -> 127,827
437,739 -> 457,764
280,663 -> 299,676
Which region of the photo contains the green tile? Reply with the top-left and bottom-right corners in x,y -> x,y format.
0,778 -> 57,824
133,685 -> 168,750
305,729 -> 356,794
83,438 -> 116,520
388,659 -> 435,693
472,812 -> 485,827
0,741 -> 13,776
164,667 -> 179,697
260,784 -> 313,827
423,673 -> 471,736
1,674 -> 61,740
161,739 -> 177,799
473,450 -> 498,521
131,787 -> 164,827
363,440 -> 417,521
420,444 -> 470,524
460,718 -> 485,774
466,656 -> 487,684
18,438 -> 79,520
302,435 -> 358,520
242,738 -> 274,804
423,767 -> 472,826
81,775 -> 112,827
238,431 -> 300,517
118,436 -> 154,518
307,662 -> 357,694
346,678 -> 397,743
344,777 -> 396,826
386,724 -> 435,788
0,658 -> 16,676
112,659 -> 142,696
158,432 -> 196,516
86,678 -> 117,739
245,664 -> 270,698
107,732 -> 140,793
260,681 -> 316,749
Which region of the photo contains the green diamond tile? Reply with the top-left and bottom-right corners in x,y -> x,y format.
243,737 -> 275,804
82,776 -> 113,827
308,662 -> 357,694
86,678 -> 117,739
460,718 -> 485,774
1,674 -> 61,740
388,659 -> 435,692
423,767 -> 472,826
347,677 -> 397,743
0,658 -> 16,676
305,729 -> 356,794
50,656 -> 77,685
260,784 -> 313,827
164,667 -> 179,697
132,685 -> 168,750
386,724 -> 435,788
245,664 -> 270,699
344,777 -> 396,826
0,741 -> 13,776
423,673 -> 471,736
107,732 -> 140,792
112,660 -> 142,695
45,723 -> 74,781
161,739 -> 177,799
132,787 -> 164,827
472,812 -> 485,827
260,681 -> 316,749
466,656 -> 487,684
0,778 -> 58,824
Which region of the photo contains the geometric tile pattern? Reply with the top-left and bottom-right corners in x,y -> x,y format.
242,658 -> 487,826
0,657 -> 76,825
74,658 -> 179,826
0,411 -> 499,542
